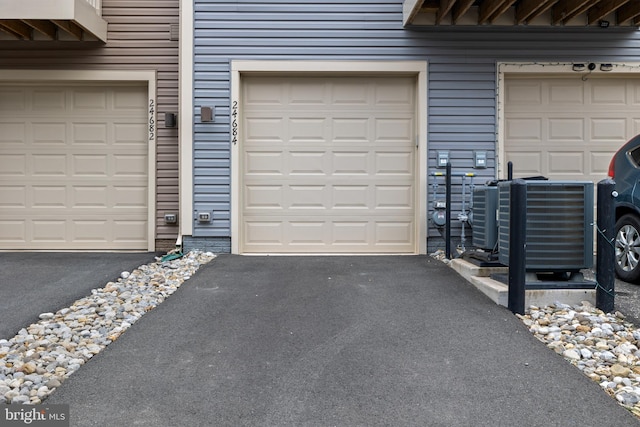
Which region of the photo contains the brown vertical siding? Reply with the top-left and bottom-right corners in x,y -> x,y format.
0,0 -> 180,244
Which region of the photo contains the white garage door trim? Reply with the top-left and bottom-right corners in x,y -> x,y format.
497,62 -> 640,180
230,60 -> 428,255
0,69 -> 157,251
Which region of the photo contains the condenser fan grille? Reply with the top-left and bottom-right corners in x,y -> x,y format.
471,186 -> 498,251
498,181 -> 594,272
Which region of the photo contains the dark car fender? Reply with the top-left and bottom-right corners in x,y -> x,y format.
615,200 -> 640,221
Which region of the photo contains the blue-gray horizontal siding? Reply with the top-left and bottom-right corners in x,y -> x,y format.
193,0 -> 640,250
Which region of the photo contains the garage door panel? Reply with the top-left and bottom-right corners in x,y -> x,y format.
244,81 -> 285,105
291,81 -> 326,104
114,154 -> 147,176
72,220 -> 109,242
375,81 -> 415,107
333,185 -> 369,209
332,82 -> 368,104
548,152 -> 584,175
375,185 -> 413,209
241,75 -> 416,254
34,154 -> 67,175
113,89 -> 147,110
333,152 -> 369,175
33,90 -> 65,110
289,185 -> 327,209
32,186 -> 67,207
114,123 -> 147,145
0,155 -> 26,175
73,90 -> 108,110
506,118 -> 543,140
505,77 -> 640,183
591,81 -> 627,105
290,118 -> 326,142
112,220 -> 147,242
289,151 -> 327,175
506,82 -> 542,105
244,221 -> 283,245
592,152 -> 614,174
590,118 -> 627,141
376,222 -> 414,244
0,85 -> 148,250
72,155 -> 107,176
333,221 -> 368,245
32,220 -> 67,242
1,186 -> 26,207
549,82 -> 584,104
289,222 -> 327,245
72,123 -> 107,144
112,186 -> 147,208
1,123 -> 26,144
245,117 -> 285,142
375,118 -> 414,141
375,151 -> 413,175
0,221 -> 25,242
245,151 -> 284,175
1,90 -> 25,110
72,186 -> 108,207
332,118 -> 370,141
548,118 -> 585,140
35,122 -> 67,144
245,185 -> 284,209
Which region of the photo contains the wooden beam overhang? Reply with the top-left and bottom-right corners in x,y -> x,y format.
516,0 -> 560,25
617,2 -> 640,25
587,0 -> 630,25
0,20 -> 32,39
404,0 -> 640,27
0,0 -> 107,42
23,19 -> 58,40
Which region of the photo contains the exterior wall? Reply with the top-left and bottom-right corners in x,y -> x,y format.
0,0 -> 180,247
191,0 -> 640,253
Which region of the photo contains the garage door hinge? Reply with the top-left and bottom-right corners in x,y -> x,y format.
416,137 -> 419,149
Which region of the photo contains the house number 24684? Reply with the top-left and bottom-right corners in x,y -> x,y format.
231,101 -> 238,145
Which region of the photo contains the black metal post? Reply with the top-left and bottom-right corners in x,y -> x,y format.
596,178 -> 616,312
507,161 -> 513,180
445,162 -> 452,259
508,179 -> 527,315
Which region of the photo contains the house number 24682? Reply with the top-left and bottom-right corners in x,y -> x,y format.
231,101 -> 238,145
149,99 -> 156,140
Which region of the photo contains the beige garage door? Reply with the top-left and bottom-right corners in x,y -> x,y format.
0,84 -> 148,250
241,75 -> 417,253
505,75 -> 640,181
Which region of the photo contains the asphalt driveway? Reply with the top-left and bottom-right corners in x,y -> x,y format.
0,252 -> 159,340
43,255 -> 638,426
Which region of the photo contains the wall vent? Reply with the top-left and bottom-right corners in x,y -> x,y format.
169,24 -> 179,41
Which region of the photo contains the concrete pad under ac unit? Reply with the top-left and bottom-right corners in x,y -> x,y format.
450,258 -> 596,309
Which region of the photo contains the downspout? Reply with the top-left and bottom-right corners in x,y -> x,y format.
177,0 -> 195,251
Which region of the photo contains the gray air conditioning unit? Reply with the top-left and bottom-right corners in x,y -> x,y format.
471,185 -> 498,251
497,181 -> 594,272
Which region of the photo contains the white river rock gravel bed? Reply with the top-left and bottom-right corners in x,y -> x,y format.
0,251 -> 215,404
519,302 -> 640,419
